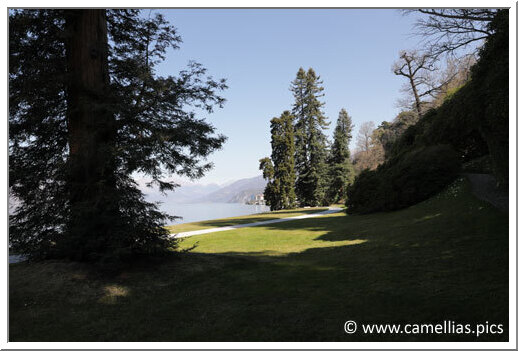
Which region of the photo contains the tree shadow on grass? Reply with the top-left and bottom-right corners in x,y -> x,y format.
168,208 -> 328,230
9,197 -> 509,342
9,226 -> 508,342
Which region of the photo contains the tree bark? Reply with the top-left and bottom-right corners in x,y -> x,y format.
64,10 -> 118,258
408,74 -> 423,117
402,55 -> 423,117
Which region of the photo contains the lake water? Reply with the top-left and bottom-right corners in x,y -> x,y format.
159,202 -> 271,225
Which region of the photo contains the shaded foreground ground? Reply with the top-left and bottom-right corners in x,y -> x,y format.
9,178 -> 508,341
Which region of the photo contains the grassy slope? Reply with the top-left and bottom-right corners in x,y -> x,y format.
9,178 -> 508,341
166,207 -> 327,233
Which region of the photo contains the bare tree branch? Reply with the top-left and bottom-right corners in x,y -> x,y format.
403,9 -> 498,59
415,9 -> 495,22
392,50 -> 437,117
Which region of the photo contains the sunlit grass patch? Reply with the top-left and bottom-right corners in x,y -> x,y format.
166,207 -> 328,233
98,285 -> 130,304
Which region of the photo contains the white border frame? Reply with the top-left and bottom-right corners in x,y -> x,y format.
2,1 -> 516,349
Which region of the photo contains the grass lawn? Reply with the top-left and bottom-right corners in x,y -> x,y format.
165,207 -> 328,233
9,178 -> 508,341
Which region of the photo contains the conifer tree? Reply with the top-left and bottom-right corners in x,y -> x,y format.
259,111 -> 296,210
325,108 -> 355,204
259,157 -> 278,209
9,10 -> 227,262
290,68 -> 329,206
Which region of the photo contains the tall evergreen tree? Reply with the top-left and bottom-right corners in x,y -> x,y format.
325,108 -> 355,204
9,10 -> 227,262
259,111 -> 296,211
290,68 -> 329,206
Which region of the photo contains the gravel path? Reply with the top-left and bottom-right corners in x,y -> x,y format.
9,254 -> 26,264
465,173 -> 508,212
171,207 -> 343,238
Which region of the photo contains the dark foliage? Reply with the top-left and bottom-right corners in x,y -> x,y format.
291,68 -> 329,206
376,110 -> 419,159
346,145 -> 461,214
260,111 -> 297,211
325,108 -> 354,204
469,9 -> 509,186
9,9 -> 227,262
390,90 -> 490,164
461,155 -> 493,174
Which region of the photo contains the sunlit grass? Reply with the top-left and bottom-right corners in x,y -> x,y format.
166,207 -> 328,233
98,285 -> 130,304
178,212 -> 365,256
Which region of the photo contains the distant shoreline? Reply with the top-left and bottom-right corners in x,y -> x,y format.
160,202 -> 270,226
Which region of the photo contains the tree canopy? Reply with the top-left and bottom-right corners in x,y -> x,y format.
260,111 -> 297,211
325,108 -> 355,204
9,9 -> 227,262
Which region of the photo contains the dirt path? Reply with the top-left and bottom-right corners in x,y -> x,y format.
465,173 -> 508,212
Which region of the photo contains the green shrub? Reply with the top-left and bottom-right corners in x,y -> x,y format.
346,145 -> 461,214
343,169 -> 384,214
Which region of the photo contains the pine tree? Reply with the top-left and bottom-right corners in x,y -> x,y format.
9,10 -> 227,262
290,68 -> 329,206
325,108 -> 355,204
291,68 -> 310,204
259,111 -> 296,211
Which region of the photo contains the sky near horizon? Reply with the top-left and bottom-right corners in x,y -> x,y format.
153,9 -> 423,185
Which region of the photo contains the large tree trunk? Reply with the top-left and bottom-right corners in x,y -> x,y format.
64,10 -> 118,259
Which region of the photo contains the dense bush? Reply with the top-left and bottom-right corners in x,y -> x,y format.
346,145 -> 461,214
469,10 -> 509,186
390,86 -> 489,165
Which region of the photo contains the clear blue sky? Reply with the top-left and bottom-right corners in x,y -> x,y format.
154,9 -> 423,185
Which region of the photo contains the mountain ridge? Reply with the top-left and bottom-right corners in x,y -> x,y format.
141,175 -> 266,204
196,175 -> 266,203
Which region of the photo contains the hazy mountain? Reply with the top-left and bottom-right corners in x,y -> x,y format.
139,175 -> 266,204
159,183 -> 222,203
139,179 -> 221,204
197,175 -> 266,203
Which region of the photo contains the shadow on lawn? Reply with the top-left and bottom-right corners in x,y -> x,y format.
168,208 -> 328,230
211,209 -> 442,247
9,226 -> 509,342
9,199 -> 509,342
